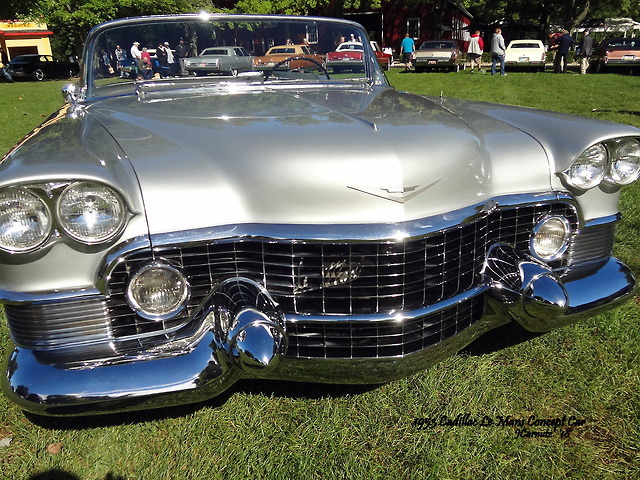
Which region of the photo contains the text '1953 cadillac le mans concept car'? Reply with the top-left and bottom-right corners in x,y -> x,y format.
1,14 -> 639,417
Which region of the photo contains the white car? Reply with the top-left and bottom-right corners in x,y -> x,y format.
505,40 -> 546,71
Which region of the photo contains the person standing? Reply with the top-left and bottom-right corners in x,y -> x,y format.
490,27 -> 506,76
555,30 -> 574,73
400,33 -> 415,71
0,46 -> 13,83
467,30 -> 484,73
578,31 -> 594,74
130,41 -> 143,79
163,42 -> 175,76
114,45 -> 127,78
548,31 -> 562,73
175,39 -> 189,76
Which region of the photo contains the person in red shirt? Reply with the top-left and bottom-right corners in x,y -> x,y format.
140,47 -> 153,79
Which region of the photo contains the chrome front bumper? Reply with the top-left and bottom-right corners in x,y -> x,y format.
2,255 -> 635,416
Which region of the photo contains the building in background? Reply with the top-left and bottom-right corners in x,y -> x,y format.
0,21 -> 53,61
344,1 -> 473,54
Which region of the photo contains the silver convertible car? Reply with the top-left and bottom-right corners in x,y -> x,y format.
1,14 -> 639,416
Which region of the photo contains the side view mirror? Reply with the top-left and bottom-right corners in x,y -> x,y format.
62,83 -> 78,104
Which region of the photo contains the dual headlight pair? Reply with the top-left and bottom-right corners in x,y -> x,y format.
0,182 -> 126,253
562,137 -> 640,190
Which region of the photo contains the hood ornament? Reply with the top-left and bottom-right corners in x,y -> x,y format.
348,178 -> 441,203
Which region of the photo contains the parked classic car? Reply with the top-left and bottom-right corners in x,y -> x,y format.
326,41 -> 366,73
590,37 -> 640,73
253,44 -> 325,71
6,54 -> 79,81
370,40 -> 392,70
505,40 -> 546,71
1,14 -> 639,417
414,40 -> 463,72
326,41 -> 392,73
185,46 -> 254,76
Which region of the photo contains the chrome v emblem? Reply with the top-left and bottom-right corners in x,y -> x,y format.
347,178 -> 441,203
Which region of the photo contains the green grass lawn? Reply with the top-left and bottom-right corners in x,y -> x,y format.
1,71 -> 639,480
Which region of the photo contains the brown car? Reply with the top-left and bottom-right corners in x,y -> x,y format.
590,37 -> 640,73
254,44 -> 325,72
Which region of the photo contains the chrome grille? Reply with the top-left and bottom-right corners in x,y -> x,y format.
106,201 -> 578,340
5,298 -> 111,349
6,200 -> 589,359
287,295 -> 485,358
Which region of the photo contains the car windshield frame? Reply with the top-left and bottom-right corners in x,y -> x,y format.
81,13 -> 387,101
419,41 -> 456,50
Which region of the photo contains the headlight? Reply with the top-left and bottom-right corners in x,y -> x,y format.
127,262 -> 190,321
608,137 -> 640,185
57,182 -> 125,244
0,187 -> 51,252
530,216 -> 570,261
563,143 -> 607,190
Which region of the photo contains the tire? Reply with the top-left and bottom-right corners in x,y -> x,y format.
33,69 -> 44,81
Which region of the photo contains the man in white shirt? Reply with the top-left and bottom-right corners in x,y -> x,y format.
130,41 -> 142,79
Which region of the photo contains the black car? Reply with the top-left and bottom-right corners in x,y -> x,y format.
7,54 -> 79,81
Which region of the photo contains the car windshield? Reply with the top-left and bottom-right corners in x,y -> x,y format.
337,43 -> 363,51
9,55 -> 33,63
419,41 -> 455,49
201,49 -> 228,56
84,14 -> 384,99
603,38 -> 639,48
509,43 -> 541,49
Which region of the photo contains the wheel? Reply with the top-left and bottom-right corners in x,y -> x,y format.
229,68 -> 238,77
33,69 -> 44,81
263,56 -> 330,81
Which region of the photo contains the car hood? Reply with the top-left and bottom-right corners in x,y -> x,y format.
89,86 -> 552,234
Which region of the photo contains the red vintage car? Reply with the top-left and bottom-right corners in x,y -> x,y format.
326,41 -> 392,74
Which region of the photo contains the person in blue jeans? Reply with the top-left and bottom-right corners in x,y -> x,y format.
490,27 -> 506,76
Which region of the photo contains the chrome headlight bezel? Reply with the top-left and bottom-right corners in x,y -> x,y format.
608,137 -> 640,186
126,261 -> 191,322
562,143 -> 608,190
56,181 -> 126,245
561,137 -> 640,191
529,215 -> 571,262
0,186 -> 52,253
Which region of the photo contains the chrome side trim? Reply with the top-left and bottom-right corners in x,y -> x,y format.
286,285 -> 488,323
584,213 -> 621,227
0,288 -> 102,305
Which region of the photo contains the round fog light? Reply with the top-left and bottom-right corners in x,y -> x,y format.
127,262 -> 190,321
530,216 -> 571,261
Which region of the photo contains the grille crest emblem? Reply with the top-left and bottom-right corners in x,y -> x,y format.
348,178 -> 441,203
294,259 -> 364,294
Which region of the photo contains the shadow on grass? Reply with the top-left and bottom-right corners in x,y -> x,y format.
24,380 -> 380,430
462,320 -> 543,356
28,471 -> 125,480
